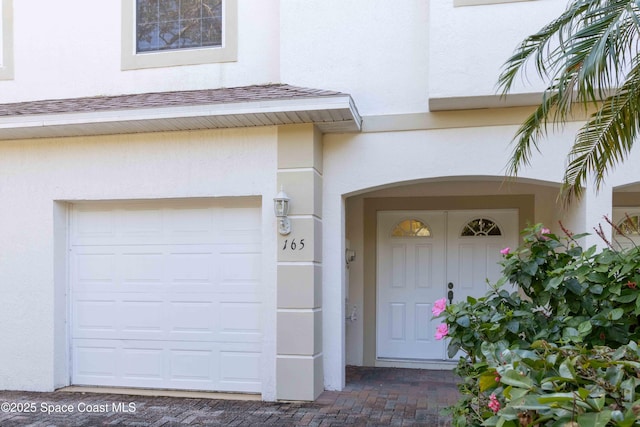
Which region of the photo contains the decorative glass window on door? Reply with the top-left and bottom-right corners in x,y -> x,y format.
391,219 -> 431,237
616,215 -> 640,235
136,0 -> 222,52
461,218 -> 502,236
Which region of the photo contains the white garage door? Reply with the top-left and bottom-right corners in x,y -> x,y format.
70,199 -> 263,393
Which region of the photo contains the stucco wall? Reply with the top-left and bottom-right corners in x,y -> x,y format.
429,0 -> 567,101
1,0 -> 280,102
279,0 -> 429,116
0,127 -> 278,399
1,1 -> 574,113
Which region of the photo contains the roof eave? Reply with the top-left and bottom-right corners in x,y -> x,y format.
0,94 -> 362,140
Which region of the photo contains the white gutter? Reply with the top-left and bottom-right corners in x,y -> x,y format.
0,95 -> 362,138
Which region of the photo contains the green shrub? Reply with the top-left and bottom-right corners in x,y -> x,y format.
435,224 -> 640,426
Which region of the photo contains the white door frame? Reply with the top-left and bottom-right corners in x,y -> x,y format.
375,208 -> 518,368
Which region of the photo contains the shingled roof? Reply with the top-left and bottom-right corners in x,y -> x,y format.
0,84 -> 361,140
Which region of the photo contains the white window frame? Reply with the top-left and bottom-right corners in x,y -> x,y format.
121,0 -> 237,70
0,0 -> 14,80
454,0 -> 533,7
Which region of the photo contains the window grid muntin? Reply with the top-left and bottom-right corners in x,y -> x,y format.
391,219 -> 432,238
616,215 -> 640,235
136,0 -> 223,53
461,218 -> 502,237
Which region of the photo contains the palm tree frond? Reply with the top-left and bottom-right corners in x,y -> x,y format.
500,0 -> 640,203
507,91 -> 562,176
561,58 -> 640,204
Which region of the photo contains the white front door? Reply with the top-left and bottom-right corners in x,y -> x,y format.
377,209 -> 518,360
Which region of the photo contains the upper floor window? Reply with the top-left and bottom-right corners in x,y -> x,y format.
454,0 -> 534,6
122,0 -> 237,70
136,0 -> 222,53
0,0 -> 13,80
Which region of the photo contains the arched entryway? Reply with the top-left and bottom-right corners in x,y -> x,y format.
343,177 -> 564,369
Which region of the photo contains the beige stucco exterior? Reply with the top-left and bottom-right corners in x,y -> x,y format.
2,0 -> 640,404
276,124 -> 324,400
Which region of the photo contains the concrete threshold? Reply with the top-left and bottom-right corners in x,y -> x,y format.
57,386 -> 261,401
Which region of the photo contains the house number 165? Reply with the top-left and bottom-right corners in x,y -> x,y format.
282,238 -> 305,251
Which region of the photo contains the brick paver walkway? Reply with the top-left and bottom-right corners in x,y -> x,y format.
0,366 -> 460,426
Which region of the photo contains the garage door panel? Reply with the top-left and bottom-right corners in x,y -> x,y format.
121,347 -> 164,381
119,300 -> 164,334
219,302 -> 262,337
221,252 -> 261,282
72,208 -> 117,243
169,349 -> 217,385
73,252 -> 117,286
119,208 -> 164,237
165,207 -> 214,235
74,299 -> 118,336
70,200 -> 263,393
168,251 -> 214,284
73,339 -> 262,392
222,206 -> 261,230
74,295 -> 264,338
75,246 -> 219,292
168,300 -> 216,340
120,251 -> 166,284
220,351 -> 261,391
221,207 -> 262,241
74,343 -> 119,381
74,246 -> 261,290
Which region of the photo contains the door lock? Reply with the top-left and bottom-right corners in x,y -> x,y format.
447,282 -> 454,304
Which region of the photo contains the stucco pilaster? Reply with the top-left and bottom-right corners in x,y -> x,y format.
565,178 -> 613,250
275,124 -> 324,401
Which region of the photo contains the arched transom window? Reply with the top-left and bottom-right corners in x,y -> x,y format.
461,218 -> 502,236
616,215 -> 640,235
391,219 -> 431,237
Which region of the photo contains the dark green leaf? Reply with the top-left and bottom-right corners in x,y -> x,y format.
456,315 -> 471,327
612,292 -> 636,303
588,284 -> 604,295
577,411 -> 612,427
522,261 -> 538,276
608,308 -> 624,320
500,370 -> 533,389
566,278 -> 584,294
506,320 -> 520,334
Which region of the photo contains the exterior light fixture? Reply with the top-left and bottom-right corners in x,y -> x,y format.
274,188 -> 291,235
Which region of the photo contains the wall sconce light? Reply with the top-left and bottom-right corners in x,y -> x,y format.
274,188 -> 291,235
345,249 -> 356,267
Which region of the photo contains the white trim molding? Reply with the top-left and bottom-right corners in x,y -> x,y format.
0,0 -> 13,80
454,0 -> 535,7
121,0 -> 238,70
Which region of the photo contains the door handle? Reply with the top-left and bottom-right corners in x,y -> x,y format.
447,282 -> 454,304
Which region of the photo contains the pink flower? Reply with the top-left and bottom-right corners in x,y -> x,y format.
500,247 -> 510,255
540,227 -> 550,240
488,393 -> 501,414
432,298 -> 447,316
435,323 -> 448,340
